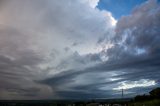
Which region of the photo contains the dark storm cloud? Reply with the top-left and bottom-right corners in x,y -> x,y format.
0,0 -> 115,99
41,70 -> 119,99
0,0 -> 160,99
0,26 -> 53,99
104,0 -> 160,89
40,0 -> 160,99
54,52 -> 102,71
6,87 -> 41,97
41,54 -> 160,98
0,50 -> 51,99
113,0 -> 160,54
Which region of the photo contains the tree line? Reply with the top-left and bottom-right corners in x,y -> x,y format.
134,87 -> 160,101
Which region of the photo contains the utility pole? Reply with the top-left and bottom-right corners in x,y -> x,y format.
122,88 -> 124,99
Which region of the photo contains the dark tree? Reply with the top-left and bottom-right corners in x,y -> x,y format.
149,87 -> 160,99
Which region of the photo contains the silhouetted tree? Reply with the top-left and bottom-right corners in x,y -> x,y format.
149,87 -> 160,99
134,87 -> 160,101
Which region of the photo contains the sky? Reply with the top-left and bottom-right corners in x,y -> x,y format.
0,0 -> 160,100
97,0 -> 148,19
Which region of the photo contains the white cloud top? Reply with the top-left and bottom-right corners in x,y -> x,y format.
81,0 -> 100,8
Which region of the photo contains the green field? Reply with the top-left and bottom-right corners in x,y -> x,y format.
128,99 -> 160,106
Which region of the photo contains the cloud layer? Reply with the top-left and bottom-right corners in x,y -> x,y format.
0,0 -> 159,99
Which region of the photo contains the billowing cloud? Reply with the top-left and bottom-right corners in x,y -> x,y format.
81,0 -> 100,8
0,0 -> 159,99
41,0 -> 160,99
0,0 -> 116,99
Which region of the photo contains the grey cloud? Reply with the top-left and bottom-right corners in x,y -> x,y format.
0,0 -> 160,99
0,52 -> 52,99
112,0 -> 160,55
54,51 -> 102,71
0,26 -> 53,99
40,0 -> 160,99
6,87 -> 41,97
0,0 -> 115,99
41,54 -> 160,98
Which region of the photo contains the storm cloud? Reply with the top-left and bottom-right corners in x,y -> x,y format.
0,0 -> 159,99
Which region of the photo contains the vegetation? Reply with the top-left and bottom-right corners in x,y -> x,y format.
149,87 -> 160,99
134,87 -> 160,101
128,87 -> 160,106
128,99 -> 160,106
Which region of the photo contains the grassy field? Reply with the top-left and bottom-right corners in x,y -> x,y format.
128,99 -> 160,106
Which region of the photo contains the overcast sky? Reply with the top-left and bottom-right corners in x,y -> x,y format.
0,0 -> 160,100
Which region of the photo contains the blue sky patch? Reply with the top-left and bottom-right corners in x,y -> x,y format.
97,0 -> 147,19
